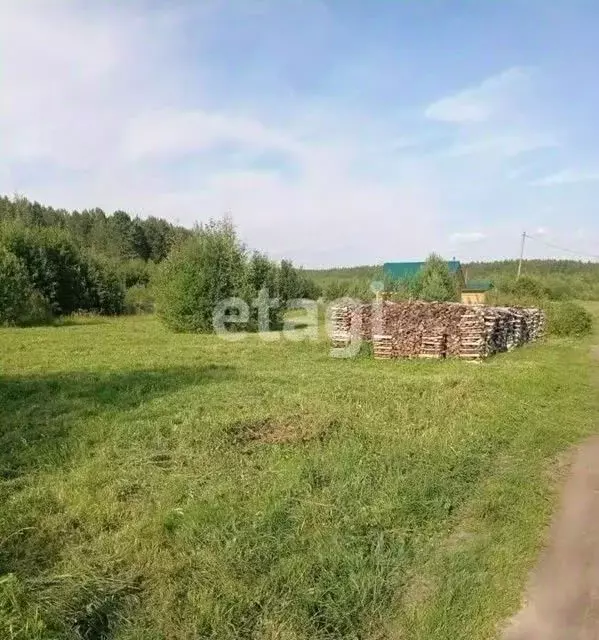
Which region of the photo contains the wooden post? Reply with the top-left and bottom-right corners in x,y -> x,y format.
517,232 -> 526,280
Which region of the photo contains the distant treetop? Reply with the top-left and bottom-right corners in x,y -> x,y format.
0,194 -> 191,263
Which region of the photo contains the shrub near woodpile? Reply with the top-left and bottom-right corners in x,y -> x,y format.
546,301 -> 593,337
154,218 -> 305,333
154,218 -> 247,332
154,218 -> 319,334
415,254 -> 458,302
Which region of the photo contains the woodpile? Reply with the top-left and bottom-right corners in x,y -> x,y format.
420,334 -> 448,359
459,307 -> 487,360
330,302 -> 372,348
330,305 -> 353,348
381,301 -> 465,358
483,306 -> 545,356
372,334 -> 393,359
330,301 -> 545,361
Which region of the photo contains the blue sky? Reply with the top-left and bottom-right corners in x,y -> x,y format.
1,1 -> 598,266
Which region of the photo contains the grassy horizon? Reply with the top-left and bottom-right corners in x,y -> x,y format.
1,309 -> 598,638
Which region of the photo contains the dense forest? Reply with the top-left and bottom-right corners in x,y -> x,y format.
0,195 -> 192,263
0,195 -> 195,324
0,195 -> 319,326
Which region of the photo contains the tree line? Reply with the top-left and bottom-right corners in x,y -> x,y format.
306,259 -> 599,302
0,195 -> 195,325
0,195 -> 191,263
466,260 -> 599,301
0,196 -> 321,329
2,193 -> 596,330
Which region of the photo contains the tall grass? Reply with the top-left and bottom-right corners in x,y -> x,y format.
0,313 -> 597,638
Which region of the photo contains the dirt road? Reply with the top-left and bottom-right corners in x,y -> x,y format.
504,432 -> 599,639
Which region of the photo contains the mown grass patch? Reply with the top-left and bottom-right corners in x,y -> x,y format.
0,314 -> 597,639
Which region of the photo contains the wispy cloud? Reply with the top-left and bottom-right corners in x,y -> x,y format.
425,67 -> 532,124
1,3 -> 598,265
531,169 -> 599,186
122,109 -> 302,161
449,232 -> 487,244
0,1 -> 448,266
447,132 -> 558,158
424,67 -> 557,164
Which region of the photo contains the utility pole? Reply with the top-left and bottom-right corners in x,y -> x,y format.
517,232 -> 526,280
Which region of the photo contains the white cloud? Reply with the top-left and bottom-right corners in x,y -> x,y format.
122,109 -> 302,161
425,68 -> 557,164
425,67 -> 531,124
0,1 -> 451,266
447,132 -> 558,158
0,2 -> 185,171
531,169 -> 599,186
0,4 -> 596,266
449,232 -> 487,244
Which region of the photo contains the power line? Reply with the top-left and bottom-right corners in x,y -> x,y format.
524,233 -> 599,261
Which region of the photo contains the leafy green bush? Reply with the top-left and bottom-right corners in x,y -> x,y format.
154,218 -> 316,333
0,247 -> 52,326
19,291 -> 53,326
508,275 -> 549,300
244,252 -> 283,331
324,279 -> 352,301
484,276 -> 548,308
546,302 -> 593,337
0,248 -> 34,325
116,258 -> 154,288
0,223 -> 125,321
1,224 -> 86,315
86,259 -> 126,315
124,285 -> 155,315
490,276 -> 549,307
154,218 -> 247,332
0,247 -> 32,325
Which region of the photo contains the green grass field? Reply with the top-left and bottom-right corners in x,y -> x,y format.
1,308 -> 598,639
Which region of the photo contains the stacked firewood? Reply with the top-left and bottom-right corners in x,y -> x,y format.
372,334 -> 393,359
459,307 -> 487,360
482,307 -> 546,356
330,305 -> 353,348
330,301 -> 545,361
420,334 -> 448,359
382,301 -> 467,358
523,307 -> 546,341
330,303 -> 372,347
